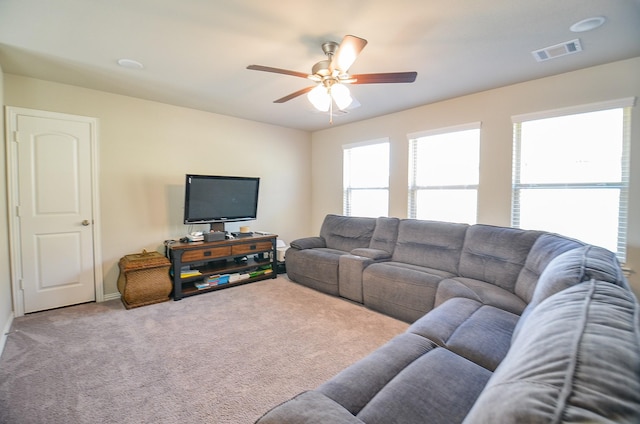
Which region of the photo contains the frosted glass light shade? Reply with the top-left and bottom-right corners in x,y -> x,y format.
331,83 -> 352,110
307,84 -> 330,111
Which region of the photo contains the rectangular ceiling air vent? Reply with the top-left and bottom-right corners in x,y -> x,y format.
532,39 -> 582,62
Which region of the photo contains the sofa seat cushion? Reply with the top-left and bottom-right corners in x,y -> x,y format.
319,332 -> 437,415
362,262 -> 455,322
463,280 -> 640,424
318,333 -> 492,424
355,348 -> 492,424
435,277 -> 527,315
408,297 -> 519,371
255,390 -> 365,424
285,247 -> 350,295
366,261 -> 456,280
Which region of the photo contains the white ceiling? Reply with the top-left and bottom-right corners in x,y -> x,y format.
1,0 -> 639,132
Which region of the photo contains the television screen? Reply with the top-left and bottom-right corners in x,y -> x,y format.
184,174 -> 260,224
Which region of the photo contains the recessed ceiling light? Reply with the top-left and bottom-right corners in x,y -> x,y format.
570,16 -> 606,33
117,58 -> 144,70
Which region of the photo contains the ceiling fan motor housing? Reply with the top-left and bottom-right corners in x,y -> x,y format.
321,41 -> 338,57
311,41 -> 340,78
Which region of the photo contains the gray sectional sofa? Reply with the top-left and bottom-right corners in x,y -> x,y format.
256,214 -> 640,424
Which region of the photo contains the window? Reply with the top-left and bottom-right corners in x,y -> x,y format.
343,140 -> 389,217
512,98 -> 633,261
408,123 -> 481,224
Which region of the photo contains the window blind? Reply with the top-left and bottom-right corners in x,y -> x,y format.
408,123 -> 481,224
511,99 -> 634,262
342,139 -> 390,217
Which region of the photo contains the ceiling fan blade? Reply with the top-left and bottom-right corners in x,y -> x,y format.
247,65 -> 309,79
274,86 -> 314,103
332,35 -> 367,73
351,71 -> 417,84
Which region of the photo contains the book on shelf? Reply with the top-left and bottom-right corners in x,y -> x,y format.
194,281 -> 210,290
206,274 -> 230,286
249,268 -> 273,278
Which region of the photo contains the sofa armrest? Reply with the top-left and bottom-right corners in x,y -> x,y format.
290,236 -> 326,250
339,254 -> 380,303
340,249 -> 391,303
350,248 -> 392,260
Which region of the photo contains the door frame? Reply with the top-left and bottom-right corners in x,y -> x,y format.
5,107 -> 104,317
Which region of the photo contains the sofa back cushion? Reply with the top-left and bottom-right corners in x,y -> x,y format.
392,219 -> 468,274
513,245 -> 626,340
319,214 -> 377,252
368,217 -> 400,253
458,225 -> 541,292
514,233 -> 585,303
528,245 -> 624,304
463,280 -> 640,424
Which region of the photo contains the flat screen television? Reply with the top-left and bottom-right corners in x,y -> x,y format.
183,174 -> 260,231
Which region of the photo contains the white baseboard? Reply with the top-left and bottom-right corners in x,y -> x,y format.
0,312 -> 15,358
102,292 -> 121,302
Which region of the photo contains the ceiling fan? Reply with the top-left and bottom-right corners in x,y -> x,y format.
247,35 -> 417,123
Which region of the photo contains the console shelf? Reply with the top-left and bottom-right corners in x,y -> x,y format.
169,234 -> 278,300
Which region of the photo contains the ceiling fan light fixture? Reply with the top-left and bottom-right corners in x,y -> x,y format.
331,83 -> 352,110
307,84 -> 330,111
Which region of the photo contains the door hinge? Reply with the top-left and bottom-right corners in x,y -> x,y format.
19,279 -> 24,290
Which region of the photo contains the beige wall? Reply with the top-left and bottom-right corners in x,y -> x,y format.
2,56 -> 639,317
2,75 -> 312,297
311,57 -> 640,296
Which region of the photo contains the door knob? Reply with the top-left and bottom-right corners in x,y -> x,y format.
82,220 -> 90,226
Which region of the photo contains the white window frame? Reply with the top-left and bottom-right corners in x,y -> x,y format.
407,122 -> 481,224
511,98 -> 635,262
343,138 -> 390,217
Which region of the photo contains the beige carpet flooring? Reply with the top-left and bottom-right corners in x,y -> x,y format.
0,276 -> 407,424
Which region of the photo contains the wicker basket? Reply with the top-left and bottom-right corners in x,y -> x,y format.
117,250 -> 172,309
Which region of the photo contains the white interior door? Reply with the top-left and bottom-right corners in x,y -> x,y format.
6,107 -> 102,314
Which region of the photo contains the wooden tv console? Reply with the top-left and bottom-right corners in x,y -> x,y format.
169,234 -> 278,300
